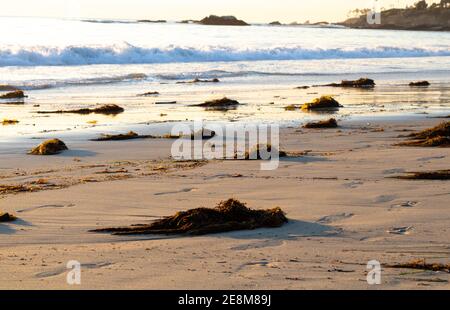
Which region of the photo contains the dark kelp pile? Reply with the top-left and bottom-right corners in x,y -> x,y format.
303,118 -> 338,129
0,90 -> 27,99
28,139 -> 68,155
177,78 -> 220,84
409,81 -> 430,87
386,259 -> 450,273
391,170 -> 450,180
320,78 -> 375,89
91,198 -> 288,235
195,97 -> 241,109
0,212 -> 18,222
37,104 -> 124,115
235,144 -> 288,160
137,91 -> 160,96
92,131 -> 154,141
301,96 -> 342,111
2,119 -> 19,125
397,122 -> 450,147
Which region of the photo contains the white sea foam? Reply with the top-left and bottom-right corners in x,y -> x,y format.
1,44 -> 449,67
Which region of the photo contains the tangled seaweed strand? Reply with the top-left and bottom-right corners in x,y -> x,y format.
91,199 -> 288,236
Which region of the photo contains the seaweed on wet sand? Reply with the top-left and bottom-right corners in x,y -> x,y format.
37,104 -> 124,115
28,139 -> 68,155
177,78 -> 220,84
320,78 -> 375,88
396,122 -> 450,147
391,170 -> 450,180
91,198 -> 288,235
386,259 -> 449,273
0,212 -> 17,222
2,119 -> 19,125
195,97 -> 241,108
0,90 -> 27,99
137,91 -> 159,96
235,144 -> 287,160
303,118 -> 338,129
301,96 -> 342,110
92,131 -> 154,141
409,81 -> 430,87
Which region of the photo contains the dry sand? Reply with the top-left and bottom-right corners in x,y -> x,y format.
0,117 -> 449,289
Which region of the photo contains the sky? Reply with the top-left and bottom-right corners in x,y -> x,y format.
0,0 -> 438,23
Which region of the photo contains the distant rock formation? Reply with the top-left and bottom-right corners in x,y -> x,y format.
197,15 -> 249,26
340,5 -> 450,31
269,21 -> 282,26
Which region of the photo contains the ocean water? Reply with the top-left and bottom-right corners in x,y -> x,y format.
1,17 -> 450,141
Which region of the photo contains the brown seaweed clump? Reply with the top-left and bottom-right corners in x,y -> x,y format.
37,104 -> 124,115
28,139 -> 68,155
91,198 -> 288,235
322,78 -> 375,88
137,91 -> 159,96
409,81 -> 430,87
391,170 -> 450,180
0,212 -> 17,222
195,97 -> 241,108
235,144 -> 287,160
177,78 -> 220,84
397,121 -> 450,147
386,259 -> 449,273
284,104 -> 301,111
2,119 -> 19,125
303,118 -> 338,129
0,90 -> 26,99
92,131 -> 154,141
301,96 -> 342,110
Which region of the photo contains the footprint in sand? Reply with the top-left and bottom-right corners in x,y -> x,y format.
35,262 -> 112,278
343,181 -> 364,189
17,203 -> 75,213
387,226 -> 414,235
389,201 -> 418,210
383,168 -> 405,175
317,213 -> 354,224
373,195 -> 397,203
154,188 -> 198,196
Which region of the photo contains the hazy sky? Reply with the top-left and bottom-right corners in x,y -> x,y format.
0,0 -> 437,23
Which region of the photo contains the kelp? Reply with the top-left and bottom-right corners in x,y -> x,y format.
0,90 -> 26,99
91,198 -> 288,236
391,170 -> 450,180
0,212 -> 17,222
303,118 -> 338,128
301,96 -> 342,110
92,131 -> 154,141
409,81 -> 430,87
37,104 -> 124,115
386,259 -> 449,272
28,139 -> 68,155
396,122 -> 450,147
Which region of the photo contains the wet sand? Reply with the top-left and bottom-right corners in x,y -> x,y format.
1,116 -> 449,289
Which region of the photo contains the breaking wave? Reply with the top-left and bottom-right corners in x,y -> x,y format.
1,44 -> 449,67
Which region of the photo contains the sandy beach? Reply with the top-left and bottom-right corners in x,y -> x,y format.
1,11 -> 450,291
1,115 -> 449,289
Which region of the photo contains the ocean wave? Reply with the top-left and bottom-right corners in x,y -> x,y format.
1,44 -> 449,67
2,73 -> 147,90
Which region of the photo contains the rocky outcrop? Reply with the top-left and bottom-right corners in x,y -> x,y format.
340,6 -> 450,31
197,15 -> 249,26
